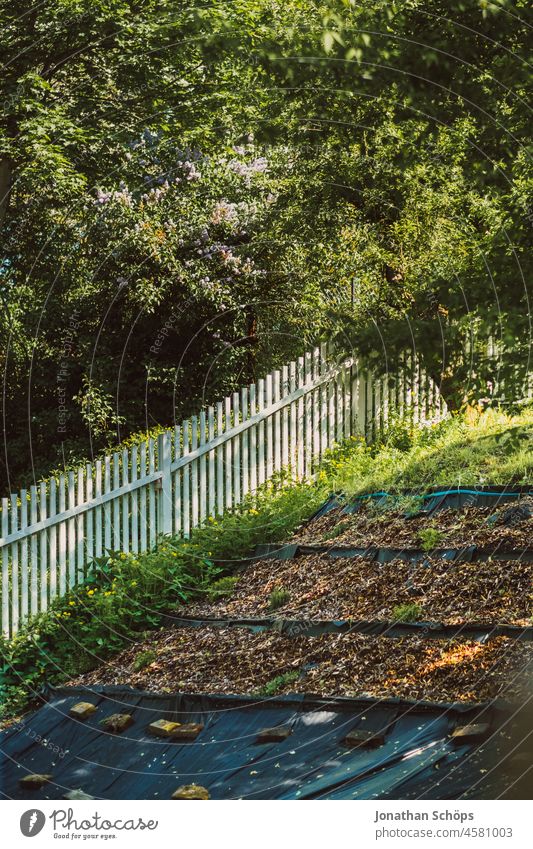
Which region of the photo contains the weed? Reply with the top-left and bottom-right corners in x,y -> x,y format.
257,670 -> 299,696
391,603 -> 424,622
133,650 -> 157,671
418,526 -> 444,551
268,588 -> 291,611
207,576 -> 239,603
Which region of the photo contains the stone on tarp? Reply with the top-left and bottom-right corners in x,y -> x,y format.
19,773 -> 53,789
344,729 -> 385,748
100,713 -> 134,733
451,722 -> 490,744
172,784 -> 210,800
64,789 -> 95,800
148,720 -> 203,740
69,702 -> 97,720
256,725 -> 292,744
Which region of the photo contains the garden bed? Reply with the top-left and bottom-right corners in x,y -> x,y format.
185,554 -> 532,625
71,627 -> 533,704
294,503 -> 533,550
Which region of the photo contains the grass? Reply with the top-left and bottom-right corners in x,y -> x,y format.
329,405 -> 533,496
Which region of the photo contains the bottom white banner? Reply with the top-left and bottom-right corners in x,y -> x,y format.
1,800 -> 530,849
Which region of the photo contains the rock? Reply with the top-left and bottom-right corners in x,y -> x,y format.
344,729 -> 385,748
451,722 -> 491,744
100,713 -> 134,733
171,784 -> 210,800
148,720 -> 203,740
64,789 -> 95,800
19,773 -> 53,789
256,725 -> 292,744
69,702 -> 98,720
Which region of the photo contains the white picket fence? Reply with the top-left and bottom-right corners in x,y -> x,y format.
0,346 -> 445,637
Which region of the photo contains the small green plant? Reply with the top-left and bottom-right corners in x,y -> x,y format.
133,650 -> 157,671
322,518 -> 353,540
207,576 -> 239,603
391,603 -> 424,622
257,670 -> 299,696
267,588 -> 291,611
418,526 -> 444,551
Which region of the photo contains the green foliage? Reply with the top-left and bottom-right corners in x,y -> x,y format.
391,604 -> 424,623
256,670 -> 299,697
207,576 -> 240,603
1,0 -> 530,488
418,527 -> 445,552
267,588 -> 291,612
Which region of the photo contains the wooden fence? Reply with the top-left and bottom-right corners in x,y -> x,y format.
0,347 -> 444,637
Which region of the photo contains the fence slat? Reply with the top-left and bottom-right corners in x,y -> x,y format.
20,490 -> 28,622
86,465 -> 94,569
10,494 -> 19,632
121,449 -> 130,554
148,440 -> 156,548
31,484 -> 40,605
139,444 -> 148,552
182,425 -> 190,538
198,414 -> 207,523
241,390 -> 249,498
216,404 -> 224,514
173,428 -> 182,537
39,481 -> 48,610
265,374 -> 273,479
58,475 -> 67,596
207,410 -> 216,515
249,386 -> 257,494
131,446 -> 139,554
232,393 -> 240,506
2,499 -> 9,636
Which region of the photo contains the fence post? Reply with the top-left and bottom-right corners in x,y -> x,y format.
158,432 -> 172,537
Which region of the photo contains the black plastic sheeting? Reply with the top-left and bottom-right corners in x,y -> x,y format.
0,686 -> 518,800
250,543 -> 533,564
165,614 -> 533,642
308,487 -> 533,522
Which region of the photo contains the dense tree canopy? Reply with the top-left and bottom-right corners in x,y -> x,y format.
1,0 -> 531,489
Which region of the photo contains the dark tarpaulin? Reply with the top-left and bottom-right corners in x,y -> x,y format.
307,487 -> 533,523
0,686 -> 516,800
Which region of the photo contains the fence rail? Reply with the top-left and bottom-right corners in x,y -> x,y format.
1,346 -> 445,637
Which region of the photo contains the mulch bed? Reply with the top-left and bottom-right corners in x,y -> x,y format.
293,504 -> 533,549
70,627 -> 533,703
185,555 -> 532,625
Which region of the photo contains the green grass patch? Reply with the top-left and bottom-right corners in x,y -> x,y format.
207,576 -> 240,603
267,588 -> 291,612
256,670 -> 300,696
391,603 -> 424,622
132,650 -> 157,672
418,527 -> 444,551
